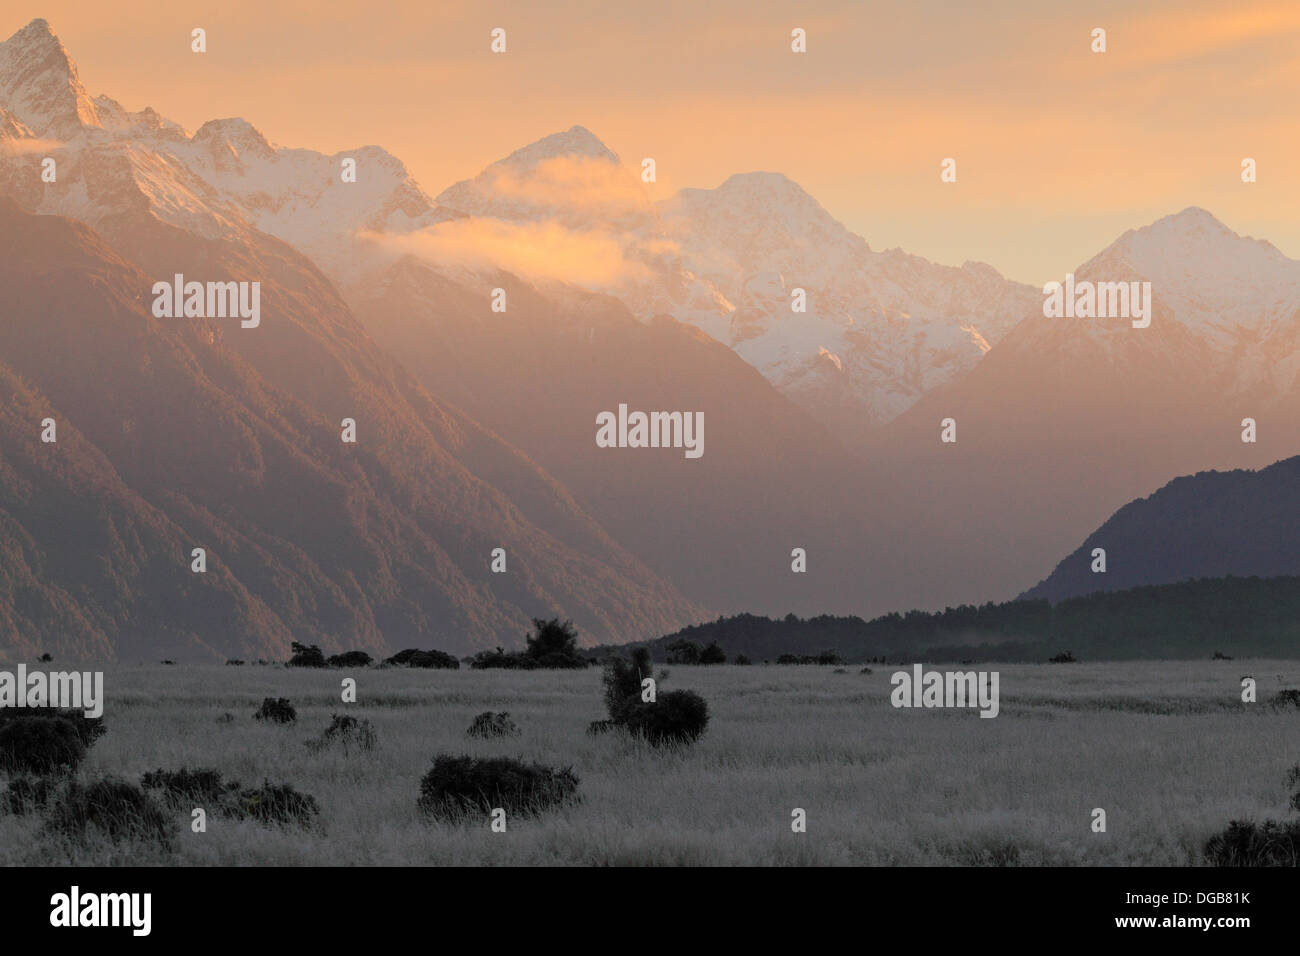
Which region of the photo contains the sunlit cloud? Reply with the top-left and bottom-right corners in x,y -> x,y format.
361,218 -> 651,286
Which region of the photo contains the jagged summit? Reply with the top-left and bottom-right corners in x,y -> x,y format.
0,17 -> 99,136
495,125 -> 620,169
193,117 -> 276,159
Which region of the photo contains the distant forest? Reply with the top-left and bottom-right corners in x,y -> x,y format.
606,575 -> 1300,663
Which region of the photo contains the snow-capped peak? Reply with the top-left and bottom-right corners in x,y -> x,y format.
493,125 -> 620,171
0,18 -> 99,137
1075,207 -> 1300,348
193,117 -> 276,162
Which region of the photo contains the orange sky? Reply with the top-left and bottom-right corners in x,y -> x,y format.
12,0 -> 1300,284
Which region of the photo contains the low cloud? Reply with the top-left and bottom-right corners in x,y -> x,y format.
467,155 -> 653,218
361,217 -> 651,286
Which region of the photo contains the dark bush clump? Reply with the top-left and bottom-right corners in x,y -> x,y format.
234,780 -> 320,827
1270,689 -> 1300,709
775,651 -> 844,665
45,778 -> 172,846
602,647 -> 650,724
4,775 -> 60,815
225,659 -> 245,666
0,716 -> 86,774
287,642 -> 327,668
327,651 -> 373,669
598,647 -> 709,746
469,620 -> 589,670
0,708 -> 105,749
733,654 -> 751,665
524,618 -> 588,669
466,711 -> 520,738
1212,650 -> 1233,660
469,648 -> 534,670
1204,820 -> 1300,866
141,767 -> 240,810
385,648 -> 460,669
307,714 -> 377,753
666,639 -> 702,664
1049,651 -> 1077,664
254,697 -> 297,724
619,691 -> 710,746
418,754 -> 579,819
699,642 -> 727,665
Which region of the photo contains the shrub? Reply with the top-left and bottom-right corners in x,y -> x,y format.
327,651 -> 373,669
140,767 -> 240,811
38,653 -> 52,663
524,618 -> 586,668
466,711 -> 520,738
0,708 -> 105,749
254,697 -> 296,724
620,690 -> 709,746
225,659 -> 245,666
733,654 -> 751,666
418,755 -> 578,819
1049,651 -> 1077,664
699,642 -> 727,665
666,639 -> 702,664
598,647 -> 709,746
776,653 -> 842,665
385,648 -> 459,670
860,666 -> 874,674
1212,650 -> 1233,660
234,781 -> 320,827
1270,689 -> 1300,710
470,648 -> 534,670
307,714 -> 377,754
602,647 -> 651,725
45,778 -> 172,846
4,775 -> 60,815
288,642 -> 327,668
0,716 -> 86,774
1204,820 -> 1300,866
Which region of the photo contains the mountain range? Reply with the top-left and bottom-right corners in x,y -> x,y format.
0,17 -> 1296,659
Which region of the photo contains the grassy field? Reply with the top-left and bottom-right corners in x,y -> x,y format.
2,659 -> 1297,866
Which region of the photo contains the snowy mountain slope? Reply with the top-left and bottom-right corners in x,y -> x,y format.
0,20 -> 707,656
0,20 -> 447,283
435,134 -> 1042,437
865,207 -> 1300,613
0,20 -> 1038,438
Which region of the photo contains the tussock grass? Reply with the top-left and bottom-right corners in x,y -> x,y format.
0,660 -> 1295,865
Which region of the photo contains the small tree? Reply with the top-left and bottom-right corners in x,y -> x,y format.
666,639 -> 702,665
524,619 -> 586,668
326,651 -> 373,668
699,642 -> 727,665
288,642 -> 326,668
